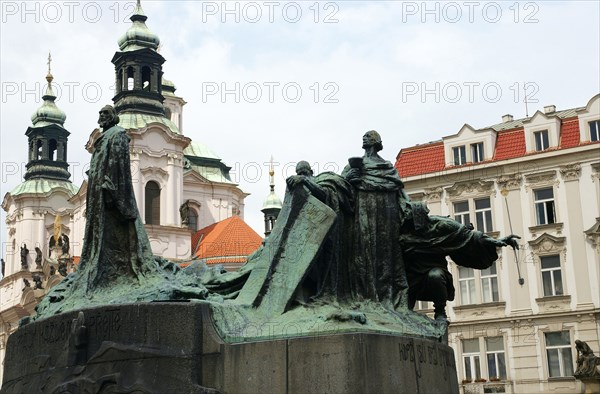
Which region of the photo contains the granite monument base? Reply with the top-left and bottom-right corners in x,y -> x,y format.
1,303 -> 458,393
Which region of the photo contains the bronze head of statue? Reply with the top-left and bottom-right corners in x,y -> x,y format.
98,105 -> 120,131
296,160 -> 314,177
362,130 -> 383,152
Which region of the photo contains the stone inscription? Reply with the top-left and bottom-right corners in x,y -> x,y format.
15,308 -> 122,351
398,339 -> 455,379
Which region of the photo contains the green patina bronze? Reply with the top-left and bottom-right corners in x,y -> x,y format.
34,118 -> 519,344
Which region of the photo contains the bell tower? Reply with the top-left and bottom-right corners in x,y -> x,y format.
24,52 -> 71,182
111,0 -> 165,116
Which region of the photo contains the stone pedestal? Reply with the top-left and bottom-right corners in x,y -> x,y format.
1,303 -> 458,393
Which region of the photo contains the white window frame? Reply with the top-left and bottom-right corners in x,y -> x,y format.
540,254 -> 563,297
453,145 -> 467,166
462,339 -> 482,381
485,337 -> 507,380
453,197 -> 494,233
458,266 -> 476,305
474,197 -> 494,233
471,142 -> 484,163
534,129 -> 550,151
589,120 -> 599,142
544,331 -> 574,378
480,263 -> 499,303
534,187 -> 556,225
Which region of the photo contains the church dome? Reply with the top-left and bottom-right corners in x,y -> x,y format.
117,1 -> 160,52
31,71 -> 66,127
262,190 -> 283,211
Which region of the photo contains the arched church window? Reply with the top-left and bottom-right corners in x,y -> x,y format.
117,69 -> 123,94
165,107 -> 172,120
127,66 -> 134,91
49,139 -> 57,161
36,140 -> 43,160
142,66 -> 151,91
145,181 -> 161,225
187,208 -> 198,232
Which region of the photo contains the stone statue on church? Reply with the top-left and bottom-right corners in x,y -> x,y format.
180,200 -> 190,225
35,247 -> 43,270
20,244 -> 29,270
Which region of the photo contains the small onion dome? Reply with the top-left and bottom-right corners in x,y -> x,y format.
31,72 -> 66,127
262,190 -> 282,211
117,1 -> 160,52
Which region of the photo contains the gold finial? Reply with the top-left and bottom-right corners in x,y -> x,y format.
46,51 -> 53,83
269,155 -> 275,177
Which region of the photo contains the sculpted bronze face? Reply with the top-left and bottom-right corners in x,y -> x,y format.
98,105 -> 119,130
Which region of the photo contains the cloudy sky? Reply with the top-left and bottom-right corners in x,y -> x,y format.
1,0 -> 599,251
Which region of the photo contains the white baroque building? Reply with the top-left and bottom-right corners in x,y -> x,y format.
0,2 -> 248,384
396,94 -> 600,393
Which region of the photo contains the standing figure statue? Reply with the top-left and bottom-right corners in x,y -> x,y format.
180,200 -> 190,226
341,130 -> 410,310
35,247 -> 43,270
20,244 -> 29,271
61,234 -> 70,256
77,105 -> 156,291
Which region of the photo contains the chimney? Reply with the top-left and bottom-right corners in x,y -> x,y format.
544,105 -> 556,114
502,114 -> 513,123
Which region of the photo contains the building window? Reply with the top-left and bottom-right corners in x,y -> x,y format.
534,188 -> 556,225
415,300 -> 432,311
453,145 -> 467,165
534,130 -> 549,151
540,254 -> 563,296
475,198 -> 493,233
453,198 -> 493,233
486,337 -> 507,380
454,201 -> 470,225
480,262 -> 499,303
545,331 -> 573,377
471,142 -> 484,163
590,120 -> 599,142
145,181 -> 161,225
463,339 -> 482,381
458,267 -> 476,305
187,208 -> 198,232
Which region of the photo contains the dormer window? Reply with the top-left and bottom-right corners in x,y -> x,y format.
471,142 -> 484,163
453,146 -> 466,165
534,130 -> 549,151
590,120 -> 599,142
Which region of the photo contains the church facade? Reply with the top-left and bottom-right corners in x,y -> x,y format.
0,2 -> 248,383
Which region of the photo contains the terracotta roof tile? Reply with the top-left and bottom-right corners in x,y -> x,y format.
560,117 -> 580,148
493,129 -> 526,160
191,216 -> 262,265
395,142 -> 445,178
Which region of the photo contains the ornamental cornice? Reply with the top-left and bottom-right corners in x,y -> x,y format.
524,170 -> 559,193
423,187 -> 443,202
140,166 -> 169,184
496,173 -> 523,191
528,232 -> 566,255
559,163 -> 581,182
445,179 -> 494,198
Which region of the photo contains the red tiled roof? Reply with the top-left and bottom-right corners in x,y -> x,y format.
396,116 -> 597,177
493,128 -> 526,160
190,216 -> 262,265
559,117 -> 580,148
395,142 -> 445,178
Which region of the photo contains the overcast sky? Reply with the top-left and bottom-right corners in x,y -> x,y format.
1,0 -> 599,253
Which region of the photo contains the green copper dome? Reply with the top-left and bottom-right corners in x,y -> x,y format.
31,72 -> 66,127
117,0 -> 160,52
